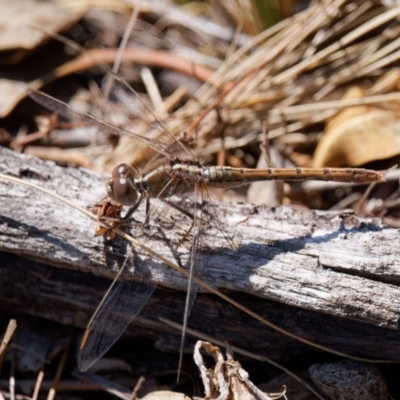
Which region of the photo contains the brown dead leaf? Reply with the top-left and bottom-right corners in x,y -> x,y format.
0,0 -> 86,118
0,0 -> 86,64
313,86 -> 400,167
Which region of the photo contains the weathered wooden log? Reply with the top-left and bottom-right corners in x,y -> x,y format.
1,147 -> 400,361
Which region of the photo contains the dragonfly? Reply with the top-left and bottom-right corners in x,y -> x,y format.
27,83 -> 385,374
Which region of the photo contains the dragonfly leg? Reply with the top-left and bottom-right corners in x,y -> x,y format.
143,197 -> 151,228
177,219 -> 194,249
164,199 -> 194,220
163,199 -> 195,248
121,192 -> 145,221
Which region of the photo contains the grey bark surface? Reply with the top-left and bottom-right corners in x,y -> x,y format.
1,147 -> 400,360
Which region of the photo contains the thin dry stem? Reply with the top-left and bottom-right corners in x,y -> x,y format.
32,371 -> 44,400
46,334 -> 71,400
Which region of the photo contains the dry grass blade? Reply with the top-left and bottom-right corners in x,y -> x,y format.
129,376 -> 145,400
0,320 -> 17,357
268,92 -> 400,119
103,1 -> 141,100
32,371 -> 44,400
46,331 -> 72,400
0,320 -> 17,373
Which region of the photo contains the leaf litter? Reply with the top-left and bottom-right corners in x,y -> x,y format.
1,0 -> 400,399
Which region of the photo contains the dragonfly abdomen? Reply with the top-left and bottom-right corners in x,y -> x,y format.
229,167 -> 385,185
172,165 -> 385,191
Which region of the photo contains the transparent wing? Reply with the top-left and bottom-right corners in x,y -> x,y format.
27,89 -> 173,158
106,72 -> 195,160
176,183 -> 210,378
134,172 -> 207,378
78,252 -> 155,371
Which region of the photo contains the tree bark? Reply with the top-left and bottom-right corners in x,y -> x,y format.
1,147 -> 400,361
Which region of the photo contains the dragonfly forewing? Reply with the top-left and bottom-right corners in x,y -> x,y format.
78,252 -> 155,371
27,89 -> 172,158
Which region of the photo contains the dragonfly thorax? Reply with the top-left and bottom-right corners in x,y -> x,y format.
106,163 -> 140,206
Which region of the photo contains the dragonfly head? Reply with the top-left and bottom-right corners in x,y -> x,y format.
106,163 -> 138,206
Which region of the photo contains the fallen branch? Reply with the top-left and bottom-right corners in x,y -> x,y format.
1,147 -> 400,361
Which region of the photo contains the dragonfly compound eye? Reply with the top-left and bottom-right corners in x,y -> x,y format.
112,163 -> 131,179
106,177 -> 138,206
